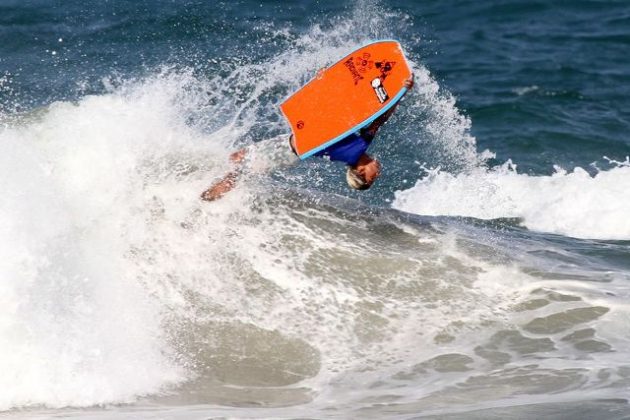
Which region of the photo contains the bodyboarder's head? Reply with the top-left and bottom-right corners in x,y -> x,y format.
346,153 -> 381,190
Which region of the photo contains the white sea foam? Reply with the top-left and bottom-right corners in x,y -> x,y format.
0,71 -> 233,410
392,160 -> 630,240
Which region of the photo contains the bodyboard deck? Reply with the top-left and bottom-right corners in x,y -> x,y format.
280,40 -> 412,159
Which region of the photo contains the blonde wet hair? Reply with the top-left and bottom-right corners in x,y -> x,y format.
346,167 -> 370,190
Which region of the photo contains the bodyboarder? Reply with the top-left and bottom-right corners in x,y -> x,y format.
201,76 -> 414,201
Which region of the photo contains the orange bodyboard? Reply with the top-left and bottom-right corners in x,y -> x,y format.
280,40 -> 412,159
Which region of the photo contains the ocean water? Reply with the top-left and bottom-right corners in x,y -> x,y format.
1,0 -> 630,419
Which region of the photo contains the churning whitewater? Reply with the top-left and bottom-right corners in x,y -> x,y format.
1,0 -> 630,418
393,160 -> 630,240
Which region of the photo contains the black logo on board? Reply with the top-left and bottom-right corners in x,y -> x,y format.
345,52 -> 397,87
375,60 -> 396,81
344,58 -> 364,85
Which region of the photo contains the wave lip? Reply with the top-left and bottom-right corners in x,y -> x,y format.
392,160 -> 630,240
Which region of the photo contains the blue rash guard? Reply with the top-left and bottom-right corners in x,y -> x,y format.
313,130 -> 374,166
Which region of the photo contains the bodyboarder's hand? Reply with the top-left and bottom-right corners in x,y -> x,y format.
200,148 -> 247,201
404,74 -> 414,90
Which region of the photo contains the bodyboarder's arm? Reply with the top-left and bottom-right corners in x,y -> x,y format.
200,149 -> 246,201
200,135 -> 299,202
362,75 -> 414,138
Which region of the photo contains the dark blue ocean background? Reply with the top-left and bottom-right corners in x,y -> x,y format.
2,0 -> 629,172
2,1 -> 630,418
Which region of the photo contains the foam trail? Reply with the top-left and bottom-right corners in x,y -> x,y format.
393,161 -> 630,240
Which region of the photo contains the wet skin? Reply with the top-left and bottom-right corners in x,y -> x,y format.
353,154 -> 382,186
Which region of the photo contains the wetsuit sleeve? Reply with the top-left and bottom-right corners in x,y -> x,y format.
362,103 -> 399,139
359,127 -> 375,142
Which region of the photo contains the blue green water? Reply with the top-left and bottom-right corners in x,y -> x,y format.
1,1 -> 630,418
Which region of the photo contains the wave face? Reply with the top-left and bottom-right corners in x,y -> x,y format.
1,0 -> 630,418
